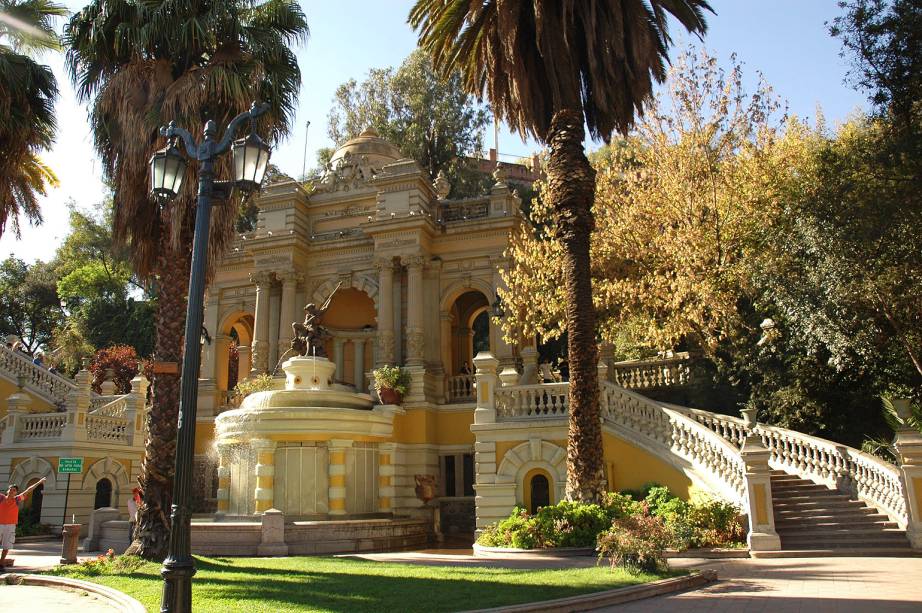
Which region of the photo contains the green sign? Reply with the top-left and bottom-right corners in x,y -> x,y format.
58,457 -> 83,474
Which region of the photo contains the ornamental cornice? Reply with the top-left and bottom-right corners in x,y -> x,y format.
401,254 -> 427,269
249,270 -> 275,286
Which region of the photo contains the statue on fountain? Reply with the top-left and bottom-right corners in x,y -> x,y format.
291,282 -> 342,358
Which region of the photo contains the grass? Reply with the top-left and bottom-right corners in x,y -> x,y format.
45,555 -> 678,612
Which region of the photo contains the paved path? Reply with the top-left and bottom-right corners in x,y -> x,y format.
597,556 -> 922,612
0,585 -> 119,612
2,539 -> 98,572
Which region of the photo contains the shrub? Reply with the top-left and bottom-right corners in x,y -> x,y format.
601,491 -> 643,519
532,501 -> 612,548
89,345 -> 146,394
685,499 -> 746,547
234,373 -> 274,398
372,365 -> 410,395
597,513 -> 672,573
72,550 -> 143,576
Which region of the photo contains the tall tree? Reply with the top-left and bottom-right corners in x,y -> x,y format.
0,0 -> 66,238
326,49 -> 490,194
0,256 -> 63,353
65,0 -> 307,559
410,0 -> 711,503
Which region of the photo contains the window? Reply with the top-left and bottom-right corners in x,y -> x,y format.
94,478 -> 113,509
440,453 -> 475,497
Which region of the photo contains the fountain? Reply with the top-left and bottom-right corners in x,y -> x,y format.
200,292 -> 427,556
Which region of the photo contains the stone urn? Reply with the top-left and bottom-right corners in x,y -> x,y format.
414,474 -> 437,503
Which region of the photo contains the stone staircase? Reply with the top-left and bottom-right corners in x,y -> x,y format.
769,470 -> 915,556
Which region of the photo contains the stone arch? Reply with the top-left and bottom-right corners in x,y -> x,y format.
439,277 -> 495,313
313,274 -> 379,309
496,439 -> 567,507
9,456 -> 56,492
219,310 -> 254,346
79,457 -> 131,509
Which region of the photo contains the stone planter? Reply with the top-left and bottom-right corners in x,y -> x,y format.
472,542 -> 595,558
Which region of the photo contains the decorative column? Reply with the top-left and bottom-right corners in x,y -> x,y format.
252,438 -> 277,514
215,445 -> 231,516
277,270 -> 302,355
893,399 -> 922,549
402,254 -> 426,366
374,258 -> 395,365
740,433 -> 781,552
200,289 -> 220,381
126,374 -> 149,447
333,337 -> 346,380
250,271 -> 274,375
62,365 -> 91,442
237,344 -> 252,378
353,340 -> 366,392
328,439 -> 352,516
378,442 -> 397,513
491,261 -> 516,369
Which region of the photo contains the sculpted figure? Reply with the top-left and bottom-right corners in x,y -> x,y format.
291,282 -> 342,357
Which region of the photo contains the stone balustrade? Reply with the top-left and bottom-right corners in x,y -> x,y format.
446,374 -> 476,402
495,382 -> 569,419
472,351 -> 920,550
610,353 -> 691,389
16,413 -> 68,440
0,344 -> 77,406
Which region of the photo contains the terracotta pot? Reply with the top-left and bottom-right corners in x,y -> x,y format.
378,387 -> 403,405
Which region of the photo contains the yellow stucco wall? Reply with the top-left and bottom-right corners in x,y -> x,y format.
0,377 -> 54,417
391,408 -> 475,445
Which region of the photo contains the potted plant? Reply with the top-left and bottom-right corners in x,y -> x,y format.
372,365 -> 410,405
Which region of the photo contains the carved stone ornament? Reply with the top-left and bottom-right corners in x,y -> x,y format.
414,474 -> 437,503
433,169 -> 451,199
316,151 -> 380,194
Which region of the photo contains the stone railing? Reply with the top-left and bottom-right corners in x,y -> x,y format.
680,407 -> 909,526
86,414 -> 130,443
0,345 -> 76,406
600,383 -> 746,505
17,413 -> 68,440
610,353 -> 691,389
495,382 -> 569,419
446,374 -> 476,402
439,199 -> 489,223
90,395 -> 129,418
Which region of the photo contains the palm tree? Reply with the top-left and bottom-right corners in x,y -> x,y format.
410,0 -> 711,503
65,0 -> 307,559
0,0 -> 66,238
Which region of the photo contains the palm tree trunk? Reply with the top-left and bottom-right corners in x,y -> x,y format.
546,108 -> 605,504
126,209 -> 191,559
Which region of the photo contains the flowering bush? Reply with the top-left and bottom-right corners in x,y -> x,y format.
597,513 -> 673,573
372,365 -> 410,395
89,345 -> 147,394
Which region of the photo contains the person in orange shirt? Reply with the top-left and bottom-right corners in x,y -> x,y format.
0,477 -> 45,564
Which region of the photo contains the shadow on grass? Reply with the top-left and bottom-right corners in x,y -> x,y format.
84,556 -> 664,613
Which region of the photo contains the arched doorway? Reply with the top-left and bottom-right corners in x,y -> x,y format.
227,328 -> 241,392
22,478 -> 43,525
94,478 -> 113,509
529,474 -> 550,514
448,290 -> 491,375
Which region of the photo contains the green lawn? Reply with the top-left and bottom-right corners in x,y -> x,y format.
46,555 -> 676,612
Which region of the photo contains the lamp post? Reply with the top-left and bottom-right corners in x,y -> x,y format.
149,102 -> 271,613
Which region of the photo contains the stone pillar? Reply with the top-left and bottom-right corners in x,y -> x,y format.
277,271 -> 301,353
893,399 -> 922,549
473,352 -> 499,425
491,263 -> 516,369
374,258 -> 395,365
2,383 -> 31,444
200,289 -> 220,381
237,345 -> 252,379
403,254 -> 426,366
126,374 -> 148,447
519,346 -> 539,384
333,337 -> 346,381
378,442 -> 397,513
252,438 -> 277,514
328,439 -> 352,516
439,312 -> 453,374
215,445 -> 231,516
353,340 -> 366,392
250,271 -> 274,374
257,509 -> 288,556
740,434 -> 781,552
62,365 -> 91,442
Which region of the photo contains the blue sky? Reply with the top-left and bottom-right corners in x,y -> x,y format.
1,0 -> 867,263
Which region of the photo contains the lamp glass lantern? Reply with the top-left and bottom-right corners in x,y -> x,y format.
232,132 -> 271,191
149,143 -> 187,199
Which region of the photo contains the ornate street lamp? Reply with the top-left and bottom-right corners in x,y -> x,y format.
149,101 -> 270,613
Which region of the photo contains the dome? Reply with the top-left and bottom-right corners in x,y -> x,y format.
328,127 -> 402,169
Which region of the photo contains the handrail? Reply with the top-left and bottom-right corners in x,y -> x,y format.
447,374 -> 476,402
495,382 -> 569,418
89,395 -> 130,418
0,345 -> 77,406
610,354 -> 691,389
17,413 -> 67,440
86,413 -> 130,443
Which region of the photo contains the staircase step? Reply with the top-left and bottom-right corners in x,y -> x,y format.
779,534 -> 910,547
753,547 -> 922,558
772,499 -> 866,510
771,492 -> 851,502
771,484 -> 831,493
775,519 -> 898,531
776,527 -> 906,537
